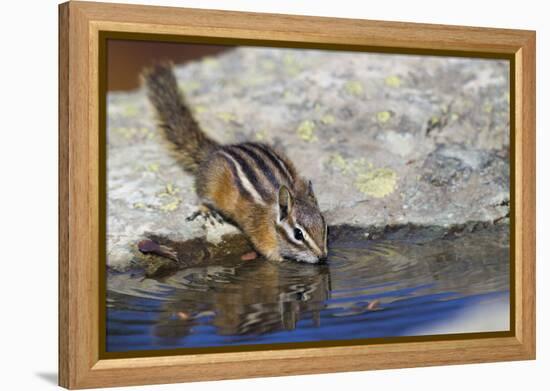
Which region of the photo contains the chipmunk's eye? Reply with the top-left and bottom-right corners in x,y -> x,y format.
294,228 -> 304,241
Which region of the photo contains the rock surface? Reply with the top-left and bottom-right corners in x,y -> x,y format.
107,47 -> 509,270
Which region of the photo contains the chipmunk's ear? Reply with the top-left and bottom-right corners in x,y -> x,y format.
307,180 -> 318,203
278,185 -> 293,221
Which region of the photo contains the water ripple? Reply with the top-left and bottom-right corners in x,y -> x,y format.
107,225 -> 510,352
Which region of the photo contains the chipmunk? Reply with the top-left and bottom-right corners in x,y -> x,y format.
143,64 -> 328,264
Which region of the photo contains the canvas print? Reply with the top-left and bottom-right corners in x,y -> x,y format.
105,41 -> 510,353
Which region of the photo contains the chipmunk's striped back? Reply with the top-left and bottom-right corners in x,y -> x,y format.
215,143 -> 297,206
144,63 -> 328,263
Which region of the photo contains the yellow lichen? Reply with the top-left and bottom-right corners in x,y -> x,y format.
328,155 -> 396,198
166,182 -> 176,195
428,116 -> 440,127
157,183 -> 179,198
160,199 -> 180,212
178,81 -> 201,94
321,114 -> 336,125
201,57 -> 219,68
255,129 -> 268,141
133,202 -> 146,209
377,111 -> 392,124
344,80 -> 364,96
355,168 -> 398,198
193,105 -> 208,114
112,127 -> 137,139
282,53 -> 302,76
123,105 -> 139,117
385,75 -> 402,88
147,163 -> 160,173
327,154 -> 375,176
217,112 -> 237,123
328,153 -> 350,173
297,120 -> 317,142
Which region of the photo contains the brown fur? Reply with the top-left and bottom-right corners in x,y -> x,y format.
142,63 -> 218,174
199,154 -> 278,257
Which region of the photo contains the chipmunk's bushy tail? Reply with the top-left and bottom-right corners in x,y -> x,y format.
142,63 -> 218,174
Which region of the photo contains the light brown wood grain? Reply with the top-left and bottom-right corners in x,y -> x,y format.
58,1 -> 536,389
58,3 -> 70,387
515,36 -> 536,353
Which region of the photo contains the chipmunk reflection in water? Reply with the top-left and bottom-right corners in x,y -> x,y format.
152,256 -> 331,341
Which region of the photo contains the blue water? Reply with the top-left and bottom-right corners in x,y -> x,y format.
106,225 -> 510,352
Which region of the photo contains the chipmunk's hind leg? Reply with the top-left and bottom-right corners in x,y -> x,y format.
186,204 -> 225,226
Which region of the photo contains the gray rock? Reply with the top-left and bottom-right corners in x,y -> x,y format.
106,47 -> 509,270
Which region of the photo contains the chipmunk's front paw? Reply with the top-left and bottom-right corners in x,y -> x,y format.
264,250 -> 284,262
186,204 -> 225,227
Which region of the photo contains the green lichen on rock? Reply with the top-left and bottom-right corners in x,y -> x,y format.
147,163 -> 160,173
297,120 -> 317,141
344,80 -> 364,96
178,80 -> 201,94
327,153 -> 350,173
355,168 -> 398,198
123,104 -> 139,117
159,199 -> 181,212
216,112 -> 237,123
201,56 -> 220,68
321,114 -> 336,125
282,53 -> 303,76
157,182 -> 181,212
254,129 -> 269,141
385,75 -> 402,88
327,154 -> 397,198
377,111 -> 392,124
193,105 -> 208,114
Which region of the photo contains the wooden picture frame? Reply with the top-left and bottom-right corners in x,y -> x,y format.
58,1 -> 536,388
